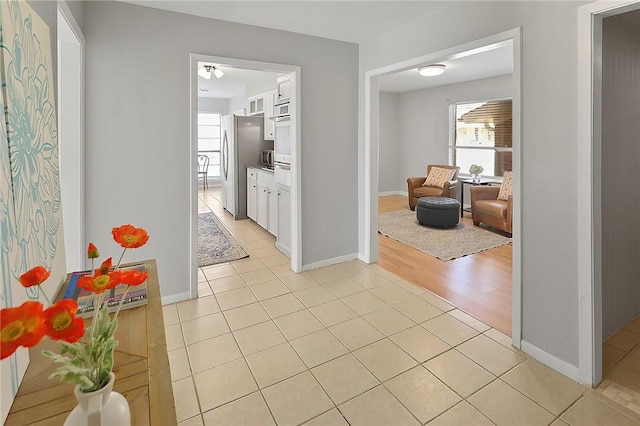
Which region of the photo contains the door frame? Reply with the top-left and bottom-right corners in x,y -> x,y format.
362,28 -> 523,347
577,0 -> 640,387
57,1 -> 85,271
189,54 -> 302,299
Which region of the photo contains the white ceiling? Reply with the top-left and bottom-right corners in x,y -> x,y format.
198,64 -> 279,99
122,2 -> 637,97
118,1 -> 452,44
378,41 -> 513,93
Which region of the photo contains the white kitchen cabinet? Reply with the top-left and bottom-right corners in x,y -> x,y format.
257,183 -> 269,229
247,173 -> 258,222
276,186 -> 291,257
247,168 -> 278,236
248,96 -> 264,116
264,91 -> 275,140
276,75 -> 291,105
267,186 -> 278,235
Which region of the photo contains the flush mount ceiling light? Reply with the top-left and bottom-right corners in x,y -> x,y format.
198,65 -> 224,79
418,64 -> 446,77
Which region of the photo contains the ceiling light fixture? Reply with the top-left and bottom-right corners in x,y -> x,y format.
198,65 -> 224,80
418,64 -> 446,77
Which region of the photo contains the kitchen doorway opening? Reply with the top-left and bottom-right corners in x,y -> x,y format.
189,54 -> 302,301
362,28 -> 523,346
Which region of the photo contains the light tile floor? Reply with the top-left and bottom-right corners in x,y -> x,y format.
596,318 -> 640,416
163,186 -> 640,425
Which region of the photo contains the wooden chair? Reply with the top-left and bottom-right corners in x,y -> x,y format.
407,165 -> 460,211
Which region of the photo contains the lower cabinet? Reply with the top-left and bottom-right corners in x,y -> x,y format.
276,186 -> 291,256
247,177 -> 257,221
247,168 -> 278,237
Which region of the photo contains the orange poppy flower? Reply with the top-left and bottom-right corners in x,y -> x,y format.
112,225 -> 149,249
1,301 -> 46,360
87,243 -> 99,259
44,300 -> 85,343
99,257 -> 113,275
77,272 -> 121,294
19,266 -> 50,288
119,270 -> 149,286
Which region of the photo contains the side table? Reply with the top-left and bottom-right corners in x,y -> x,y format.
459,178 -> 497,217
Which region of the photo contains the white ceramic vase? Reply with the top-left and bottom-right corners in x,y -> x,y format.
472,173 -> 482,183
64,372 -> 131,426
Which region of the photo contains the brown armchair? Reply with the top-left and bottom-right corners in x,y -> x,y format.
407,165 -> 460,211
470,186 -> 512,236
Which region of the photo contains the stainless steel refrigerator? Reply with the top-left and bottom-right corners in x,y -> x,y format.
221,115 -> 264,219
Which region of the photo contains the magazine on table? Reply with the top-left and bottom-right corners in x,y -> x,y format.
62,262 -> 148,317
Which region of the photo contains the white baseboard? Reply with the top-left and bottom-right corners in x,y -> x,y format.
161,291 -> 192,306
521,340 -> 581,383
275,242 -> 291,258
378,190 -> 407,197
303,252 -> 359,271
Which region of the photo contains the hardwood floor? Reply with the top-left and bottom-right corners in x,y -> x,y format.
377,195 -> 513,335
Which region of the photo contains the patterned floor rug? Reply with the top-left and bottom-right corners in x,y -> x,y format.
378,209 -> 511,261
198,212 -> 249,267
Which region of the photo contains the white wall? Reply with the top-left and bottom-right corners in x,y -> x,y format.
379,75 -> 512,194
198,97 -> 229,114
360,1 -> 582,369
601,15 -> 640,340
246,73 -> 279,98
378,92 -> 402,193
229,92 -> 247,115
83,1 -> 359,301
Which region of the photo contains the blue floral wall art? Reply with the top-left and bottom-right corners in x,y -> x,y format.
0,0 -> 66,422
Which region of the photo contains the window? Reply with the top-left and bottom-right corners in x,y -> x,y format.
197,112 -> 221,178
449,99 -> 512,177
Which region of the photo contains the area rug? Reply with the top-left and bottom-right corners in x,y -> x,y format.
378,210 -> 511,261
198,212 -> 249,267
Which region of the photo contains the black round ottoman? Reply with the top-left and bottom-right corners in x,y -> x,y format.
416,197 -> 460,228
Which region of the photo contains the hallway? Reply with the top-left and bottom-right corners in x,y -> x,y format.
160,186 -> 639,425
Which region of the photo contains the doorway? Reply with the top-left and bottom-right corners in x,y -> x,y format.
363,28 -> 523,346
189,54 -> 302,300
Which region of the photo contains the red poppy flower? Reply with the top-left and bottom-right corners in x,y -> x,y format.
77,272 -> 121,294
112,225 -> 149,249
43,300 -> 85,343
99,257 -> 113,275
1,301 -> 46,360
119,270 -> 148,286
19,266 -> 50,288
87,243 -> 99,259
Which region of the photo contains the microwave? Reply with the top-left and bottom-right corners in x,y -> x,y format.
261,150 -> 274,168
274,102 -> 290,118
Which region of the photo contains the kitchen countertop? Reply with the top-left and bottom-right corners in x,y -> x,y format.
249,165 -> 275,174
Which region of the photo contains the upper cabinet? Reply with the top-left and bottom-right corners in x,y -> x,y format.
248,96 -> 265,115
248,90 -> 276,140
276,75 -> 291,105
264,91 -> 275,140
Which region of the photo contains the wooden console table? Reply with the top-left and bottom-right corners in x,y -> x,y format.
5,259 -> 176,425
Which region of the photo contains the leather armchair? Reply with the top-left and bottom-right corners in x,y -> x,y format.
407,165 -> 459,211
470,186 -> 512,236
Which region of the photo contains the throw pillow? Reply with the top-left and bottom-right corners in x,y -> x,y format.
497,171 -> 513,200
423,167 -> 456,188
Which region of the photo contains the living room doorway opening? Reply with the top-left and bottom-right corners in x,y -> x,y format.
363,28 -> 522,345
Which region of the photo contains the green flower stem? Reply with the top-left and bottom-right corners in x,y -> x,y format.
115,248 -> 128,270
37,284 -> 53,306
113,285 -> 131,319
